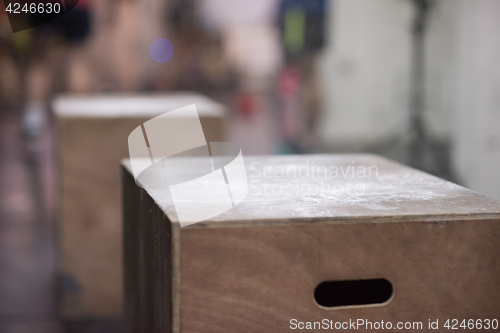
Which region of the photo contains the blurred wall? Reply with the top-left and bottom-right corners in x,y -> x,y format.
199,0 -> 278,29
452,0 -> 500,199
318,0 -> 412,147
317,0 -> 500,199
199,0 -> 282,91
317,0 -> 457,147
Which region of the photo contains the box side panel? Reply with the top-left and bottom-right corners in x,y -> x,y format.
123,165 -> 173,333
200,116 -> 226,143
58,118 -> 144,318
123,165 -> 142,333
179,220 -> 500,332
57,114 -> 223,319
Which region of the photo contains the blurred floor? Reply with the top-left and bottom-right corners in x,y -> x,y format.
0,109 -> 62,333
0,110 -> 122,333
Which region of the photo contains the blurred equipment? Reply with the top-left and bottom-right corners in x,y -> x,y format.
122,154 -> 500,332
30,0 -> 92,42
53,93 -> 227,319
278,0 -> 326,56
408,0 -> 433,170
366,0 -> 441,173
276,0 -> 326,153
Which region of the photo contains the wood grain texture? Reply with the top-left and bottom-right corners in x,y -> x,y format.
55,94 -> 226,319
179,221 -> 500,332
122,154 -> 500,333
123,165 -> 172,333
123,154 -> 500,226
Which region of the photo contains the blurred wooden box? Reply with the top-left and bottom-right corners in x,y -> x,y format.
122,154 -> 500,333
54,93 -> 226,319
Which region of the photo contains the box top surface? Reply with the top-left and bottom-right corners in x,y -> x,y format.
53,92 -> 226,118
122,154 -> 500,227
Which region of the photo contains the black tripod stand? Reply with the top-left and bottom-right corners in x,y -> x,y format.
364,0 -> 446,174
408,0 -> 432,170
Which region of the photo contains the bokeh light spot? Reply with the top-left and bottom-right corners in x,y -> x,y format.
149,38 -> 174,63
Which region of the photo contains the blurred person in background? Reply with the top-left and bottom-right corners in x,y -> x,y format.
276,0 -> 326,154
21,0 -> 93,143
0,0 -> 93,147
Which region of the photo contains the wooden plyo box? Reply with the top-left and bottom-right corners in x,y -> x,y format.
122,154 -> 500,333
54,93 -> 226,319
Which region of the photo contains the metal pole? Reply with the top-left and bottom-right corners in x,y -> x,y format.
409,0 -> 430,169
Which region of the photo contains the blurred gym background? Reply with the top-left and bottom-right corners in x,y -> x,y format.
0,0 -> 499,332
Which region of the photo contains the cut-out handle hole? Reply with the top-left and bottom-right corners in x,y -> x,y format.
314,278 -> 393,308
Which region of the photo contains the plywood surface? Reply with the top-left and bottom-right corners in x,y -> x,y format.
179,220 -> 500,332
53,92 -> 226,118
122,154 -> 500,227
122,155 -> 500,333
